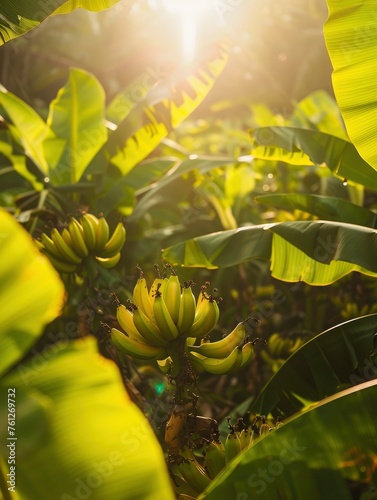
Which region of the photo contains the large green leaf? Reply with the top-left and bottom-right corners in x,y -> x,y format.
250,126 -> 377,190
0,337 -> 174,500
199,380 -> 377,499
324,1 -> 377,171
0,1 -> 121,45
255,193 -> 377,228
46,68 -> 107,184
0,210 -> 64,377
89,40 -> 229,176
0,86 -> 54,175
162,221 -> 377,284
250,314 -> 377,419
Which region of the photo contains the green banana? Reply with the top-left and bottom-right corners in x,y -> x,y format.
117,305 -> 146,342
224,431 -> 242,464
43,252 -> 77,273
153,293 -> 179,341
188,344 -> 243,375
163,273 -> 181,325
170,473 -> 198,498
238,427 -> 253,450
238,341 -> 255,370
111,327 -> 167,360
133,276 -> 154,318
157,356 -> 172,374
95,252 -> 121,269
51,228 -> 82,264
41,233 -> 66,260
132,306 -> 168,347
177,284 -> 196,335
176,446 -> 211,494
68,218 -> 89,258
94,216 -> 110,251
204,441 -> 226,479
190,321 -> 247,358
100,222 -> 126,257
61,228 -> 73,246
187,297 -> 220,339
81,213 -> 98,251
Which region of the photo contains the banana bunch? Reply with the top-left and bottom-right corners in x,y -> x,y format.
111,272 -> 221,365
186,321 -> 258,375
261,333 -> 304,373
35,213 -> 126,274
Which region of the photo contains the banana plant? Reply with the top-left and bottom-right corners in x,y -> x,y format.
0,209 -> 175,499
0,0 -> 122,45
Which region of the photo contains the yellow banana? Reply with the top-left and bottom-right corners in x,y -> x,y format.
81,213 -> 98,251
188,344 -> 243,375
94,216 -> 110,251
116,305 -> 146,342
238,342 -> 255,370
268,333 -> 284,357
163,273 -> 181,324
44,252 -> 77,273
157,356 -> 172,374
153,292 -> 179,341
189,321 -> 247,359
288,337 -> 303,354
100,222 -> 126,257
133,276 -> 154,318
176,446 -> 211,494
111,327 -> 167,360
68,218 -> 89,257
238,427 -> 253,450
187,297 -> 220,339
132,306 -> 168,347
224,431 -> 242,464
41,233 -> 66,260
51,228 -> 82,264
95,252 -> 121,268
149,277 -> 165,302
61,228 -> 73,246
204,441 -> 226,479
177,284 -> 196,335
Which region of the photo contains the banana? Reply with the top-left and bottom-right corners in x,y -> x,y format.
163,273 -> 181,324
165,404 -> 186,454
176,446 -> 211,494
153,293 -> 179,341
33,238 -> 44,251
133,276 -> 154,318
61,228 -> 73,246
224,431 -> 242,464
51,228 -> 82,264
100,222 -> 126,257
132,306 -> 169,347
288,337 -> 303,354
238,342 -> 255,370
81,214 -> 98,251
189,321 -> 248,359
204,441 -> 226,479
117,305 -> 146,342
259,423 -> 270,436
268,333 -> 285,357
43,252 -> 77,273
41,233 -> 66,260
95,252 -> 121,268
68,218 -> 89,258
94,216 -> 110,251
157,356 -> 172,374
238,427 -> 253,450
111,327 -> 167,360
170,474 -> 198,498
188,344 -> 243,375
177,284 -> 196,335
187,297 -> 220,339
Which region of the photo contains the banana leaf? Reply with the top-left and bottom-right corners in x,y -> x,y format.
324,1 -> 377,171
0,209 -> 64,378
250,314 -> 377,419
0,1 -> 121,45
199,380 -> 377,499
0,337 -> 175,500
162,220 -> 377,285
255,193 -> 377,228
249,126 -> 377,190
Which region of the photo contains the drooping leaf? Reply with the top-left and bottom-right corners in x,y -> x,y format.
46,68 -> 107,184
250,314 -> 377,419
255,193 -> 377,228
89,40 -> 229,176
0,209 -> 64,377
199,381 -> 377,499
250,126 -> 377,190
162,221 -> 377,285
0,1 -> 122,45
324,1 -> 377,170
0,337 -> 175,500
